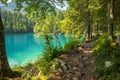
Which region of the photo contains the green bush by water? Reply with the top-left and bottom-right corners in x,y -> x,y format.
35,47 -> 64,75
64,38 -> 81,51
34,34 -> 64,75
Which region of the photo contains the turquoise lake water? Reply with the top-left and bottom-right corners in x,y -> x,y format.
5,33 -> 68,67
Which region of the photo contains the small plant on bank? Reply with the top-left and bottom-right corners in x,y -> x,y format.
35,34 -> 64,75
64,38 -> 81,51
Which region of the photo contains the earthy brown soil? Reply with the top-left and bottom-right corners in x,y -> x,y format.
49,42 -> 97,80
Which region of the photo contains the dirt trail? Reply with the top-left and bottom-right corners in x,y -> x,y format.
49,42 -> 97,80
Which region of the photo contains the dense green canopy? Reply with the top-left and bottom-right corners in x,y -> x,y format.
1,0 -> 120,79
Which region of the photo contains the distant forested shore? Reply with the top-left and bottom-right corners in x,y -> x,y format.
1,10 -> 35,34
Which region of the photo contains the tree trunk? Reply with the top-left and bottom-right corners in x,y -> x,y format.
96,21 -> 99,37
87,22 -> 91,40
87,10 -> 91,40
90,28 -> 92,39
108,0 -> 115,40
0,9 -> 12,77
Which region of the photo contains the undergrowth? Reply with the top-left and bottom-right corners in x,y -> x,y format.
64,38 -> 82,51
93,35 -> 120,80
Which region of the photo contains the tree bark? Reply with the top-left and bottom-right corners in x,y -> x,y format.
87,22 -> 91,40
87,10 -> 91,40
90,28 -> 92,39
0,9 -> 12,77
108,0 -> 115,40
96,21 -> 99,37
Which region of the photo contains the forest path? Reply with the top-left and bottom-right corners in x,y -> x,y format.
49,42 -> 97,80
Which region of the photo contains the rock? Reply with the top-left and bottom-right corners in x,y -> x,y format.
91,60 -> 94,63
67,64 -> 71,69
62,63 -> 68,71
59,60 -> 69,71
72,77 -> 79,80
117,33 -> 120,45
105,61 -> 112,67
73,67 -> 77,71
78,47 -> 82,50
59,59 -> 65,65
83,57 -> 88,60
58,67 -> 63,73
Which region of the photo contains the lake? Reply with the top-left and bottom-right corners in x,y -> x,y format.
5,33 -> 68,67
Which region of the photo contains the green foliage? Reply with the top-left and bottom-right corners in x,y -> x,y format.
33,12 -> 64,35
93,35 -> 120,80
1,11 -> 34,33
64,38 -> 81,51
34,34 -> 63,75
14,0 -> 64,19
113,46 -> 120,57
93,35 -> 112,60
42,47 -> 63,62
35,47 -> 63,75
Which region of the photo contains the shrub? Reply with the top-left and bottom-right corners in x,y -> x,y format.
34,47 -> 63,75
34,34 -> 64,75
64,38 -> 81,51
42,47 -> 63,62
93,35 -> 120,80
93,35 -> 112,62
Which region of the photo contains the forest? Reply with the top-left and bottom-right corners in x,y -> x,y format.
0,0 -> 120,80
1,11 -> 34,33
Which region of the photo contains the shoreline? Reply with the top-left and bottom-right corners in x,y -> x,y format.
5,32 -> 34,35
